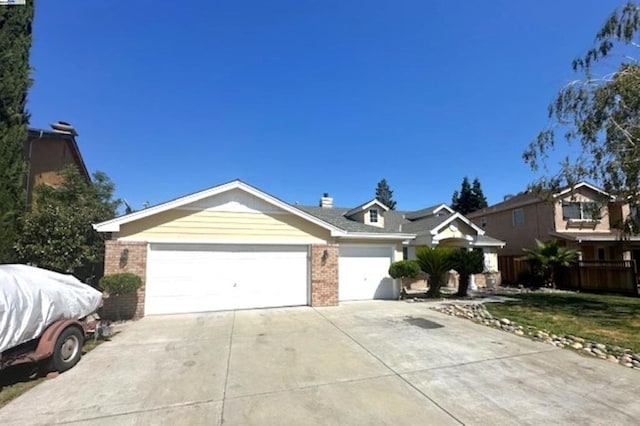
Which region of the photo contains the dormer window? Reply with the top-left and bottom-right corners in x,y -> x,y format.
369,209 -> 379,223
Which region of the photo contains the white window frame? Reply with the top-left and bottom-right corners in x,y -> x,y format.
562,201 -> 598,221
512,208 -> 524,226
369,208 -> 379,223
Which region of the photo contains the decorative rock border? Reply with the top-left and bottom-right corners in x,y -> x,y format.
431,303 -> 640,370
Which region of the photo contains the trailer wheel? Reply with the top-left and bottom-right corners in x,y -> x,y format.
49,327 -> 84,373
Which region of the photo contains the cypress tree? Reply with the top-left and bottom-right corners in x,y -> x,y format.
0,1 -> 35,262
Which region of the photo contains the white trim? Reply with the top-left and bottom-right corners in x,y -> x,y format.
116,237 -> 326,245
333,231 -> 416,240
345,199 -> 390,217
553,182 -> 613,199
429,213 -> 485,236
470,240 -> 505,248
94,180 -> 347,235
433,204 -> 455,215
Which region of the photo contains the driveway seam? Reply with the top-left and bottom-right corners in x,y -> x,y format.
313,308 -> 465,426
219,310 -> 236,425
397,347 -> 560,375
223,373 -> 397,401
52,399 -> 220,425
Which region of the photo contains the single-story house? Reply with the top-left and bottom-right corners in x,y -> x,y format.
93,180 -> 504,317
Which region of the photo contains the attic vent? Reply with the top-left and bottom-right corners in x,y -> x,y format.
320,193 -> 333,208
50,121 -> 78,136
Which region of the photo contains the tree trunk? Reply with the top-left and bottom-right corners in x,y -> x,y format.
426,274 -> 443,298
456,273 -> 470,297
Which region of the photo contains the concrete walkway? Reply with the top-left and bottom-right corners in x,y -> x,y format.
1,301 -> 638,425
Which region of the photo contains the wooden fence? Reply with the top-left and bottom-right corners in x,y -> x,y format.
498,255 -> 530,284
558,260 -> 639,296
498,256 -> 639,296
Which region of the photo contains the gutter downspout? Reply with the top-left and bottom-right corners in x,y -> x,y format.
25,130 -> 45,204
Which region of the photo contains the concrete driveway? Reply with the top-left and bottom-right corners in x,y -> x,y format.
1,301 -> 638,425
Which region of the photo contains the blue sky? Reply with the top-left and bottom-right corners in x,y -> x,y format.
27,0 -> 624,211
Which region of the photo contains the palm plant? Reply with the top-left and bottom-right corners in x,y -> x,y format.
415,247 -> 454,298
449,249 -> 484,297
521,240 -> 578,289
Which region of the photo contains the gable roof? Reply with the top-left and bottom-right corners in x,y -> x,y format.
400,211 -> 453,233
430,212 -> 486,236
468,182 -> 615,218
297,206 -> 414,239
553,182 -> 613,199
94,180 -> 347,235
344,199 -> 390,217
405,203 -> 454,221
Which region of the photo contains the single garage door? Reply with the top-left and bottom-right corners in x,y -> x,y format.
146,244 -> 308,315
338,245 -> 395,301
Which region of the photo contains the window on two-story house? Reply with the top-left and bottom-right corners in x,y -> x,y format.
369,209 -> 378,223
562,201 -> 598,221
512,208 -> 524,226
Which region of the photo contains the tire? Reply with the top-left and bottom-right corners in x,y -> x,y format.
49,327 -> 84,373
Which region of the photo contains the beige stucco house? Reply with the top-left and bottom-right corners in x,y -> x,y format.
467,182 -> 640,269
94,180 -> 504,318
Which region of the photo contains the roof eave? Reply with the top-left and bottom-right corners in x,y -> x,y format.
93,180 -> 346,235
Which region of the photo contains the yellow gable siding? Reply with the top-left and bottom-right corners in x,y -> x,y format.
115,209 -> 331,243
436,219 -> 477,239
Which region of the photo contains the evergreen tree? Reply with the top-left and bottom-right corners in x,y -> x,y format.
375,178 -> 396,210
451,177 -> 487,214
471,178 -> 488,211
0,2 -> 34,262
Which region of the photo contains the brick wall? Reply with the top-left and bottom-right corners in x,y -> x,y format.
101,240 -> 148,320
310,244 -> 339,306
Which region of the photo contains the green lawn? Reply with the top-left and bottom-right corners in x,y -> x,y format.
485,292 -> 640,353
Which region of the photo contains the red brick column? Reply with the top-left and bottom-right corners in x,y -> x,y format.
102,240 -> 148,319
310,244 -> 339,307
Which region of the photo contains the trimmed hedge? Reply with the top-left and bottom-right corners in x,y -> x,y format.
99,272 -> 142,296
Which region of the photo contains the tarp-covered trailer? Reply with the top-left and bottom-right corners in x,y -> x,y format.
0,265 -> 102,373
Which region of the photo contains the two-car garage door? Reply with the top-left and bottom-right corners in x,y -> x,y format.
145,244 -> 308,315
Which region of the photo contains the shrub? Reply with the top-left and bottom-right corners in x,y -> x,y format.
416,247 -> 454,298
99,272 -> 142,296
388,260 -> 420,280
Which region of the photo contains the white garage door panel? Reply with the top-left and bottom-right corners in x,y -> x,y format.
146,244 -> 308,314
339,246 -> 395,301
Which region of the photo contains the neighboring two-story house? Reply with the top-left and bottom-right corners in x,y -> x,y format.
24,121 -> 90,204
467,182 -> 640,279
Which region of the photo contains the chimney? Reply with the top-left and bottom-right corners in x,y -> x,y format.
319,192 -> 333,208
50,121 -> 78,136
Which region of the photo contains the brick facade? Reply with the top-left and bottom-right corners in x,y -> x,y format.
101,240 -> 148,320
310,244 -> 339,307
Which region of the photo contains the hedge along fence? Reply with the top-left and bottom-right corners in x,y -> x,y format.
99,272 -> 143,320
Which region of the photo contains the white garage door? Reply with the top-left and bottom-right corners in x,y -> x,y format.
146,244 -> 308,315
338,245 -> 395,301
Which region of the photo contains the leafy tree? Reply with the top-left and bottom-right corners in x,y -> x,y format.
523,2 -> 640,234
449,249 -> 484,297
521,240 -> 578,289
388,260 -> 420,297
15,166 -> 121,285
375,178 -> 396,210
0,2 -> 34,262
451,177 -> 487,214
415,246 -> 454,298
